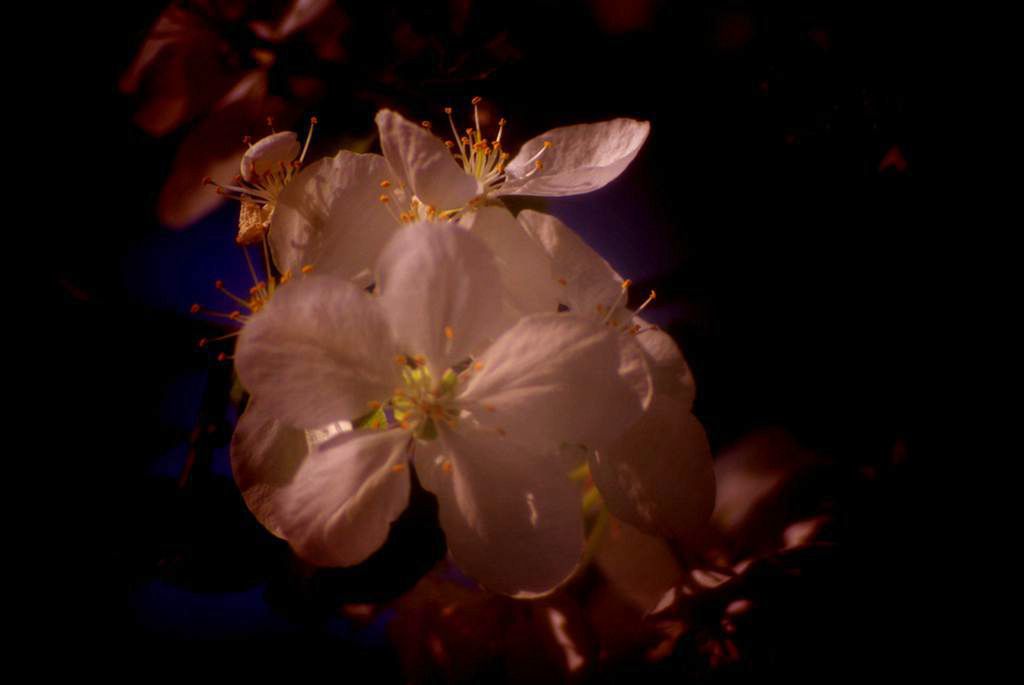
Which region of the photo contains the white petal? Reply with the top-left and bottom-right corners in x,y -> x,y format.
517,209 -> 623,315
270,151 -> 396,285
375,222 -> 505,375
500,119 -> 649,197
240,131 -> 300,183
594,518 -> 684,613
235,275 -> 399,429
279,429 -> 411,567
375,109 -> 481,210
460,313 -> 652,453
414,425 -> 583,597
633,321 -> 696,409
589,394 -> 715,542
460,205 -> 560,323
230,398 -> 309,538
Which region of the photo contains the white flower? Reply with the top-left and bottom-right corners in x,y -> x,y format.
375,102 -> 650,214
207,124 -> 318,245
519,210 -> 716,543
232,223 -> 652,597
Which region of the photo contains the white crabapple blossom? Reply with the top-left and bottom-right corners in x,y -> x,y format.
206,121 -> 318,245
374,100 -> 651,217
232,223 -> 653,597
518,209 -> 716,543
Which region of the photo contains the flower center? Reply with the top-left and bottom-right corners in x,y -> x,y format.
442,97 -> 552,193
376,181 -> 462,224
388,356 -> 461,441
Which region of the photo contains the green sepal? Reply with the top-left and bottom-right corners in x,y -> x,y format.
353,406 -> 388,430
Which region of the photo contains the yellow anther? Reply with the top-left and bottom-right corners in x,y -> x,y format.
445,140 -> 454,148
421,121 -> 432,129
473,361 -> 484,371
535,160 -> 544,170
471,96 -> 482,105
390,464 -> 406,473
444,107 -> 453,114
442,461 -> 453,474
621,279 -> 632,290
301,264 -> 314,274
379,180 -> 391,188
379,194 -> 390,203
444,325 -> 454,340
499,118 -> 507,126
413,354 -> 427,367
394,354 -> 407,366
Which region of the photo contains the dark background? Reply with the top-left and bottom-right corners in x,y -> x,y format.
42,0 -> 937,679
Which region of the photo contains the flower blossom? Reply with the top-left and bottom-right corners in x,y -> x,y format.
232,223 -> 652,597
374,100 -> 651,215
518,209 -> 716,543
207,123 -> 318,246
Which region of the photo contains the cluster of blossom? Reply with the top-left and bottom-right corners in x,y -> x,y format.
212,101 -> 715,598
